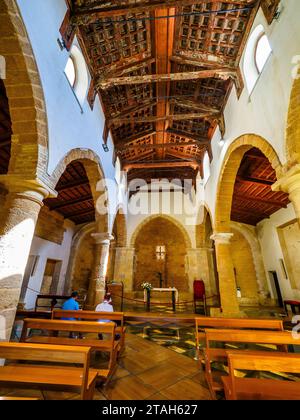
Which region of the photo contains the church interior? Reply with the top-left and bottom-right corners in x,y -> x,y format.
1,0 -> 300,401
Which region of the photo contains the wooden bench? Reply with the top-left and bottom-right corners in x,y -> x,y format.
52,309 -> 126,354
195,317 -> 284,363
20,318 -> 118,384
222,351 -> 300,400
204,329 -> 298,399
0,342 -> 97,400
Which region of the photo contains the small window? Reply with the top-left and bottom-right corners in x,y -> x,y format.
64,44 -> 89,106
203,152 -> 211,185
243,25 -> 272,95
65,56 -> 76,87
255,34 -> 272,73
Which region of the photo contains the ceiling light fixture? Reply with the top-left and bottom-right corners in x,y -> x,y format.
219,137 -> 225,147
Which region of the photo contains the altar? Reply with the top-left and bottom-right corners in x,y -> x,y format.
144,287 -> 179,312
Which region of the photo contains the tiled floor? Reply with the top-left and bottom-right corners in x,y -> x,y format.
0,332 -> 211,400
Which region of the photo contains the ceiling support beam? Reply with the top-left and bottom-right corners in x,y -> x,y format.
236,176 -> 274,186
123,160 -> 200,171
108,112 -> 220,126
234,193 -> 287,208
97,69 -> 238,89
116,141 -> 205,152
72,1 -> 256,21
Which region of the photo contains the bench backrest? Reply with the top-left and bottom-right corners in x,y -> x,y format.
226,351 -> 300,399
21,318 -> 116,342
52,309 -> 124,326
196,317 -> 284,332
0,342 -> 91,399
205,329 -> 300,348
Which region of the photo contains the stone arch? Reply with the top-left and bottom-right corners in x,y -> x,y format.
112,206 -> 127,247
215,134 -> 283,233
131,215 -> 191,291
285,67 -> 300,166
0,0 -> 48,178
64,222 -> 96,295
230,221 -> 269,302
130,215 -> 192,249
196,204 -> 214,247
49,148 -> 109,231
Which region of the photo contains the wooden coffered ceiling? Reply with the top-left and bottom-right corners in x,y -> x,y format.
0,79 -> 12,175
61,0 -> 266,182
44,160 -> 95,225
231,148 -> 290,226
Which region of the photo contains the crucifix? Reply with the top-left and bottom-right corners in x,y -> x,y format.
156,245 -> 167,288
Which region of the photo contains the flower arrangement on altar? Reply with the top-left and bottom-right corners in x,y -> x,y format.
141,282 -> 153,291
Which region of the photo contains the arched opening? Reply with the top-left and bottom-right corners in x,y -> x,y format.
230,228 -> 259,305
20,156 -> 107,309
132,216 -> 189,292
0,0 -> 48,179
214,135 -> 290,314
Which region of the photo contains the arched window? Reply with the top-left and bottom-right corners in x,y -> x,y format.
65,56 -> 76,87
203,152 -> 211,185
243,25 -> 272,94
255,33 -> 272,73
64,45 -> 89,105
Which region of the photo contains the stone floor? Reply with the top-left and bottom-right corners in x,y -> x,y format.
0,332 -> 211,400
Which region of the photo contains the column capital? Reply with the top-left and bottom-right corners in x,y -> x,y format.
0,174 -> 57,205
211,232 -> 233,245
272,164 -> 300,194
91,232 -> 114,245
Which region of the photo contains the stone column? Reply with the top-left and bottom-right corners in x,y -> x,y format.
113,247 -> 135,292
86,232 -> 114,308
210,233 -> 241,318
273,167 -> 300,227
0,177 -> 54,340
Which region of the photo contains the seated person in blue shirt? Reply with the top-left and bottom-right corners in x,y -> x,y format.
61,291 -> 82,338
62,291 -> 80,319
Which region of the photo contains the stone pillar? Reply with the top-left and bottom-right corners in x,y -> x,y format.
0,177 -> 54,340
113,247 -> 135,292
86,232 -> 114,308
273,167 -> 300,227
210,233 -> 241,318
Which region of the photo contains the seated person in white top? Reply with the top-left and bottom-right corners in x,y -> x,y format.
95,293 -> 120,340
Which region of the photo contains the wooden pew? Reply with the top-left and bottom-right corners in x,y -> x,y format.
52,309 -> 126,354
20,318 -> 118,384
195,317 -> 284,363
222,351 -> 300,400
0,342 -> 97,400
204,329 -> 298,399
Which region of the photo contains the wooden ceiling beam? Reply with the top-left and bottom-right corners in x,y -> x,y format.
72,0 -> 253,21
109,112 -> 220,126
123,160 -> 200,171
50,195 -> 94,210
236,176 -> 274,186
169,98 -> 220,114
65,208 -> 95,219
234,193 -> 287,208
98,69 -> 238,89
116,141 -> 204,152
56,177 -> 90,192
167,129 -> 208,144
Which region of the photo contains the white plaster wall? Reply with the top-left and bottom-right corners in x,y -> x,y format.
24,221 -> 75,309
256,204 -> 300,301
126,180 -> 205,248
205,2 -> 300,222
17,0 -> 123,223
